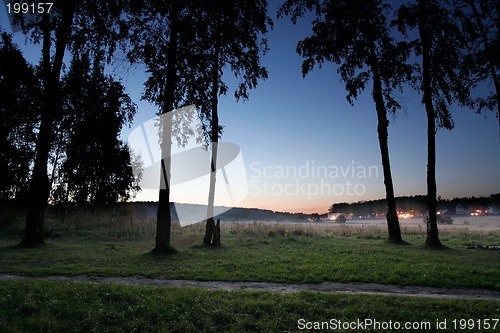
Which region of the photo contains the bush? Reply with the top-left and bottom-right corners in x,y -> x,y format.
438,215 -> 453,224
336,215 -> 347,223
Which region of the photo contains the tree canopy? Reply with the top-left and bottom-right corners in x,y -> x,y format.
0,31 -> 40,202
51,53 -> 139,207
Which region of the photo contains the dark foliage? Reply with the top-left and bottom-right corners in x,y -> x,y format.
50,54 -> 138,207
16,0 -> 133,247
0,31 -> 40,202
453,0 -> 499,137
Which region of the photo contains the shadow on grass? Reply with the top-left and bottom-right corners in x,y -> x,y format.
0,242 -> 49,252
149,246 -> 178,256
422,243 -> 452,251
386,239 -> 411,246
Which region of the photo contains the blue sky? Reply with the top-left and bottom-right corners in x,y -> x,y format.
1,2 -> 499,214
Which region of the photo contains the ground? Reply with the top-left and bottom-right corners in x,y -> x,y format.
1,273 -> 499,301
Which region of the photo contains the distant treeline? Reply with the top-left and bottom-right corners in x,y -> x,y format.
113,202 -> 311,223
329,193 -> 500,217
0,200 -> 323,229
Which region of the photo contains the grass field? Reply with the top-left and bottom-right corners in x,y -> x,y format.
1,215 -> 499,332
1,219 -> 499,289
1,280 -> 499,333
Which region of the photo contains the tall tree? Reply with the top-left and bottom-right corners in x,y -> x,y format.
125,0 -> 270,249
395,0 -> 469,247
51,54 -> 138,207
18,0 -> 127,247
0,31 -> 40,202
279,0 -> 411,243
185,0 -> 271,246
125,0 -> 198,253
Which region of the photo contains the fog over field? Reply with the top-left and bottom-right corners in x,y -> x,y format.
340,216 -> 500,229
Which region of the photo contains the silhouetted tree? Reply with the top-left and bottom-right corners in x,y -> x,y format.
188,0 -> 271,246
279,0 -> 411,243
50,54 -> 138,208
17,0 -> 128,247
0,31 -> 40,202
395,0 -> 470,247
125,0 -> 270,249
125,0 -> 199,253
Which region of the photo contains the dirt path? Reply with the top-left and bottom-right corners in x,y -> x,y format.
1,274 -> 499,301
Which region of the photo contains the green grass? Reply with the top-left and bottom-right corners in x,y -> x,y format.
1,221 -> 499,290
0,280 -> 499,333
1,219 -> 499,332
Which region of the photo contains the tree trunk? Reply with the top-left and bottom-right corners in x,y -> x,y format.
154,1 -> 179,254
203,140 -> 219,246
20,2 -> 76,247
155,160 -> 173,253
496,77 -> 500,140
494,0 -> 500,139
203,217 -> 215,245
419,0 -> 442,248
497,0 -> 500,139
203,28 -> 221,247
214,218 -> 221,244
369,42 -> 403,243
